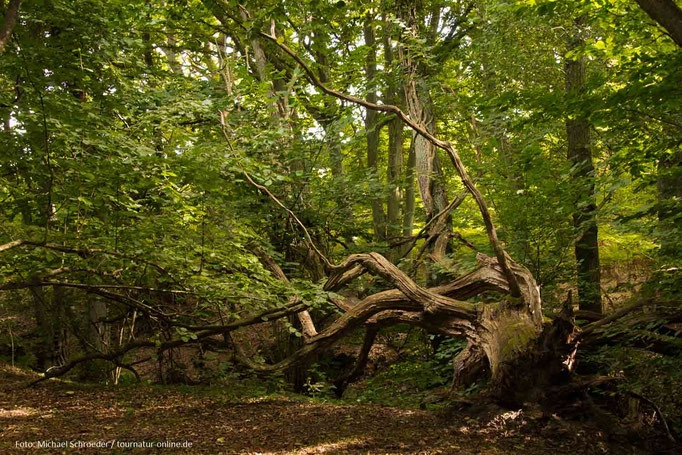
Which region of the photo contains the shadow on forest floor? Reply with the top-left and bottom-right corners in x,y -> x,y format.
0,365 -> 670,454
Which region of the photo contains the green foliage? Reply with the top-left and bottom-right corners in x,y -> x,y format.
584,344 -> 682,436
344,359 -> 451,408
0,0 -> 679,415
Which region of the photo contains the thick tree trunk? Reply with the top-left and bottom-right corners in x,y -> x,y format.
451,341 -> 488,390
236,250 -> 558,406
79,294 -> 109,381
30,284 -> 68,371
565,30 -> 602,314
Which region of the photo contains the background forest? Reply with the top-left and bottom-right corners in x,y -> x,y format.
0,0 -> 681,453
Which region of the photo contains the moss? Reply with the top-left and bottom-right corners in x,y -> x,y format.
499,322 -> 539,360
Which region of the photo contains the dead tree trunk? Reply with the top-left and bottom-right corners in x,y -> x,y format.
231,17 -> 559,402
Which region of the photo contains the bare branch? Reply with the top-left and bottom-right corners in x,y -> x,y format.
27,300 -> 310,385
242,172 -> 332,271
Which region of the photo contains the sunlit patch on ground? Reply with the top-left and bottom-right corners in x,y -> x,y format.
253,437 -> 372,454
0,406 -> 38,418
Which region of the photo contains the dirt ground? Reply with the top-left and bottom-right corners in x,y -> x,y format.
0,365 -> 668,454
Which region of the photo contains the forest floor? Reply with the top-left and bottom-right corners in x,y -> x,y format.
0,364 -> 666,455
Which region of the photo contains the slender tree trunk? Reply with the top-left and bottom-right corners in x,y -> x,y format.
52,286 -> 68,366
657,149 -> 682,257
565,28 -> 602,314
402,136 -> 416,246
398,1 -> 452,263
364,20 -> 386,241
161,32 -> 182,73
142,0 -> 153,67
383,21 -> 405,258
386,118 -> 404,243
312,42 -> 354,238
30,285 -> 51,370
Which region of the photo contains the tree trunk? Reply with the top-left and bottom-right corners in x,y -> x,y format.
657,149 -> 682,258
387,117 -> 404,244
451,341 -> 488,390
30,284 -> 68,371
161,32 -> 182,73
312,38 -> 354,240
0,0 -> 20,53
364,19 -> 386,242
401,136 -> 416,253
398,1 -> 452,264
383,22 -> 405,259
30,284 -> 52,370
76,294 -> 110,381
565,28 -> 602,314
634,0 -> 682,47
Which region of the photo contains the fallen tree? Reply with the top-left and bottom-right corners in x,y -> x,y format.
1,0 -> 677,410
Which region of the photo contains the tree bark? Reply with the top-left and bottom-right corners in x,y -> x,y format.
451,341 -> 488,390
398,1 -> 453,264
0,0 -> 20,53
387,118 -> 404,243
364,19 -> 386,242
565,28 -> 602,314
30,284 -> 51,370
234,250 -> 553,405
383,22 -> 405,258
634,0 -> 682,47
401,136 -> 416,251
161,32 -> 182,73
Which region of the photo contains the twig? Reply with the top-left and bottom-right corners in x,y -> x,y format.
397,190 -> 468,260
627,391 -> 676,443
218,116 -> 332,271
